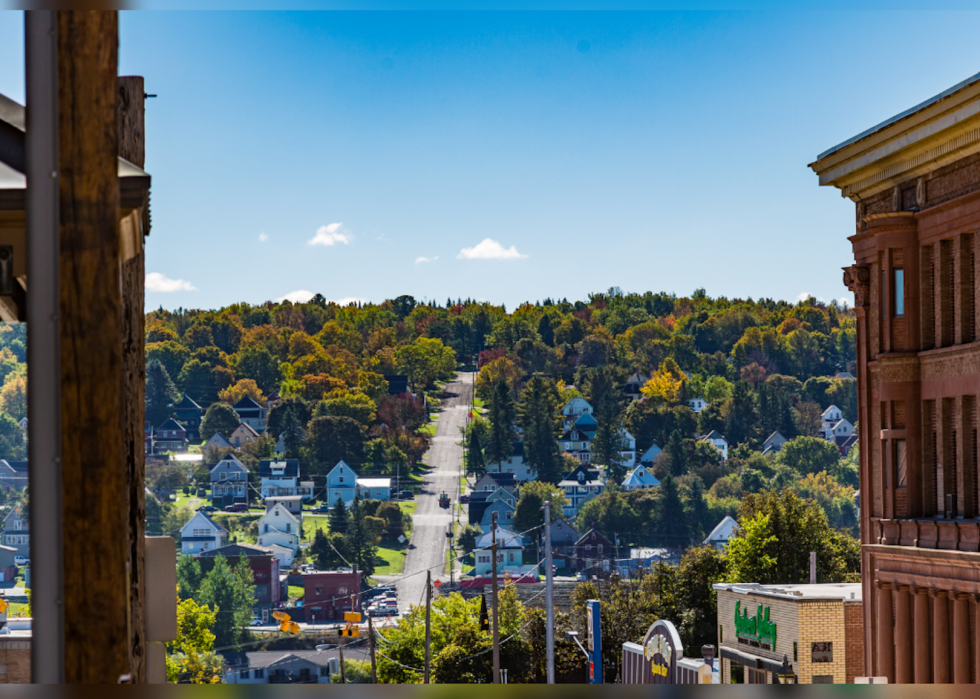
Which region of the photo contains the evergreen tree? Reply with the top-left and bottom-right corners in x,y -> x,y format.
654,474 -> 689,547
146,359 -> 178,427
329,496 -> 350,535
347,494 -> 378,576
517,376 -> 563,483
196,554 -> 256,650
663,430 -> 686,477
725,380 -> 759,446
583,367 -> 627,479
685,476 -> 710,540
176,554 -> 202,601
484,378 -> 516,468
465,419 -> 486,477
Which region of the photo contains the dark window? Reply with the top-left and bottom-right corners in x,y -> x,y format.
254,669 -> 264,679
320,667 -> 329,676
812,676 -> 834,684
299,668 -> 311,677
793,642 -> 798,661
812,642 -> 833,663
894,268 -> 905,316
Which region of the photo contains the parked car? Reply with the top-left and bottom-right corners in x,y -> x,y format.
459,494 -> 470,504
362,586 -> 394,601
312,503 -> 331,514
14,556 -> 28,566
397,490 -> 413,500
196,488 -> 207,498
224,503 -> 248,513
198,505 -> 216,513
575,572 -> 586,581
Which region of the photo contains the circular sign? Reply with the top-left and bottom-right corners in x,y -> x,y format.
642,619 -> 684,684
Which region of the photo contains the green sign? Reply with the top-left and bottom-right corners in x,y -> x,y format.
734,601 -> 777,647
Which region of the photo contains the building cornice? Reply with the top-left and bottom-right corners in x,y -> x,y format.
810,79 -> 980,201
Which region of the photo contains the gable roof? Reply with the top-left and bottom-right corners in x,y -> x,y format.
258,459 -> 300,479
475,527 -> 523,549
622,465 -> 660,487
562,397 -> 592,415
157,417 -> 186,432
205,432 -> 234,449
704,515 -> 738,545
230,422 -> 260,438
182,509 -> 228,534
763,431 -> 787,446
574,527 -> 613,548
209,455 -> 246,473
821,404 -> 841,418
699,430 -> 727,444
326,460 -> 358,479
173,394 -> 202,411
640,443 -> 662,462
260,502 -> 300,526
199,542 -> 274,558
0,459 -> 27,473
233,395 -> 265,411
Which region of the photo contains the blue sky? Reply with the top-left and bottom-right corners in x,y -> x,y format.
2,11 -> 980,311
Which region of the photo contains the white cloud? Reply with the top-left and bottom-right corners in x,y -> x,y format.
838,297 -> 851,308
416,255 -> 439,264
145,272 -> 196,292
332,297 -> 366,307
457,238 -> 527,260
308,222 -> 352,247
796,292 -> 813,303
259,232 -> 269,242
277,290 -> 315,303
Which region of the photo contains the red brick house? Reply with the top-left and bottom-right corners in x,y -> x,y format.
199,543 -> 281,610
302,571 -> 361,623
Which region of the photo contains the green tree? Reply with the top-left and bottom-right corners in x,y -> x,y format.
724,380 -> 758,446
347,494 -> 379,576
329,496 -> 350,535
464,417 -> 487,477
233,344 -> 281,393
513,480 -> 568,534
316,392 -> 377,427
146,340 -> 190,382
176,554 -> 202,600
575,486 -> 639,540
198,402 -> 241,441
304,416 -> 366,476
146,359 -> 178,427
778,436 -> 842,477
196,554 -> 256,650
653,474 -> 689,546
166,595 -> 222,684
726,489 -> 860,585
517,376 -> 563,483
0,412 -> 26,460
582,366 -> 628,479
395,337 -> 456,391
484,378 -> 516,468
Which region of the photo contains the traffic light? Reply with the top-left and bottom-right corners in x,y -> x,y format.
0,598 -> 8,614
340,622 -> 360,638
272,610 -> 301,635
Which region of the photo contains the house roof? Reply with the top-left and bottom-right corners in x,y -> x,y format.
763,431 -> 786,446
223,650 -> 336,670
184,509 -> 228,534
622,465 -> 660,488
384,375 -> 409,395
562,397 -> 592,414
0,459 -> 27,473
231,423 -> 260,438
475,527 -> 523,549
173,394 -> 202,411
700,430 -> 726,443
356,478 -> 391,488
821,404 -> 841,418
209,455 -> 246,473
258,459 -> 300,479
199,543 -> 274,558
157,417 -> 186,432
205,432 -> 233,448
704,515 -> 738,545
327,460 -> 357,478
574,528 -> 613,548
261,503 -> 300,525
640,443 -> 662,462
233,395 -> 265,411
479,472 -> 516,488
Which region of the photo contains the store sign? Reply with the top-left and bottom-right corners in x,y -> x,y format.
641,619 -> 684,684
734,601 -> 777,648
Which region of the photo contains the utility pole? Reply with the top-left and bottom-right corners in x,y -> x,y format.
544,500 -> 555,684
367,614 -> 378,684
424,570 -> 432,684
339,639 -> 346,684
492,510 -> 500,684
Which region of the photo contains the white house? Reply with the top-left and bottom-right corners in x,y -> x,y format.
822,417 -> 854,443
485,442 -> 536,481
703,515 -> 738,550
179,509 -> 228,555
325,461 -> 358,508
355,477 -> 392,501
639,443 -> 663,466
256,504 -> 300,564
230,422 -> 260,448
259,459 -> 312,500
621,464 -> 660,492
698,430 -> 729,461
619,428 -> 637,466
561,397 -> 593,428
473,527 -> 524,576
820,404 -> 843,432
687,397 -> 708,413
761,431 -> 788,456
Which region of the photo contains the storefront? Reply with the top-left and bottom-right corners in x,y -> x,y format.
714,583 -> 863,684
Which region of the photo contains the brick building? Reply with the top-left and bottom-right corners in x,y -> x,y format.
199,544 -> 281,610
810,72 -> 980,683
302,571 -> 361,623
714,583 -> 863,684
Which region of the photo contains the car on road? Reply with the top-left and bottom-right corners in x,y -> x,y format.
197,505 -> 216,513
14,556 -> 28,566
397,490 -> 414,500
438,492 -> 450,508
368,602 -> 398,617
459,494 -> 470,504
223,503 -> 248,513
575,572 -> 586,581
312,503 -> 331,514
362,586 -> 395,601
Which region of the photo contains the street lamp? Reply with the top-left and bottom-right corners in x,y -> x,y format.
775,654 -> 797,684
566,630 -> 589,659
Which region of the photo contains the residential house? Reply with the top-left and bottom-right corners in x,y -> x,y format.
558,465 -> 605,519
303,571 -> 362,623
230,422 -> 260,448
822,416 -> 855,445
223,651 -> 334,684
619,428 -> 637,466
485,487 -> 517,509
479,499 -> 516,533
355,477 -> 392,501
623,372 -> 649,401
571,411 -> 598,437
467,491 -> 494,528
562,397 -> 593,423
687,397 -> 708,413
199,543 -> 281,609
153,417 -> 188,453
761,431 -> 788,456
546,518 -> 579,569
17,417 -> 26,431
698,430 -> 729,461
621,464 -> 660,492
639,443 -> 662,467
570,528 -> 614,574
179,509 -> 228,555
274,427 -> 307,456
473,527 -> 524,576
703,515 -> 738,550
840,433 -> 859,456
1,507 -> 28,557
560,427 -> 592,464
203,431 -> 234,452
325,461 -> 358,508
485,441 -> 536,481
473,472 -> 517,494
266,543 -> 294,570
265,495 -> 303,517
171,394 -> 204,441
0,460 -> 28,492
210,455 -> 249,508
0,544 -> 16,582
834,371 -> 856,380
233,395 -> 268,433
258,459 -> 313,500
820,404 -> 843,432
256,504 -> 300,565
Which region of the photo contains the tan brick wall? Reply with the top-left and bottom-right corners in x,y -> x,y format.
0,641 -> 31,684
798,601 -> 847,684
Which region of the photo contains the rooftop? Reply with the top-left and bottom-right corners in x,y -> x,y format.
713,582 -> 862,602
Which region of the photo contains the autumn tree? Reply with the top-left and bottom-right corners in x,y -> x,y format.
218,378 -> 265,405
641,357 -> 686,404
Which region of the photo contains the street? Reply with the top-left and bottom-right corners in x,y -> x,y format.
379,371 -> 471,615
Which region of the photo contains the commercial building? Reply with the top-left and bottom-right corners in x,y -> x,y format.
714,583 -> 863,684
302,571 -> 361,623
811,71 -> 980,683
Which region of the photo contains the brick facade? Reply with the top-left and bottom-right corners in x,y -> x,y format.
812,72 -> 980,684
0,641 -> 31,683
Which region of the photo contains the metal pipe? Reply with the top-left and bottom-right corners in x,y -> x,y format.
544,500 -> 555,684
25,9 -> 64,684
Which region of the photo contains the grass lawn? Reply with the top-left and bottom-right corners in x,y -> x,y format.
303,516 -> 330,540
8,602 -> 28,617
288,585 -> 304,601
397,501 -> 417,517
373,545 -> 407,576
173,494 -> 203,510
419,423 -> 436,437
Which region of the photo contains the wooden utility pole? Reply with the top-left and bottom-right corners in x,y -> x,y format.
339,640 -> 346,684
424,570 -> 432,683
491,510 -> 500,684
57,10 -> 130,683
544,500 -> 555,684
367,614 -> 378,684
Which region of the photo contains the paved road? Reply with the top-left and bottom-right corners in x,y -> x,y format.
384,372 -> 471,615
